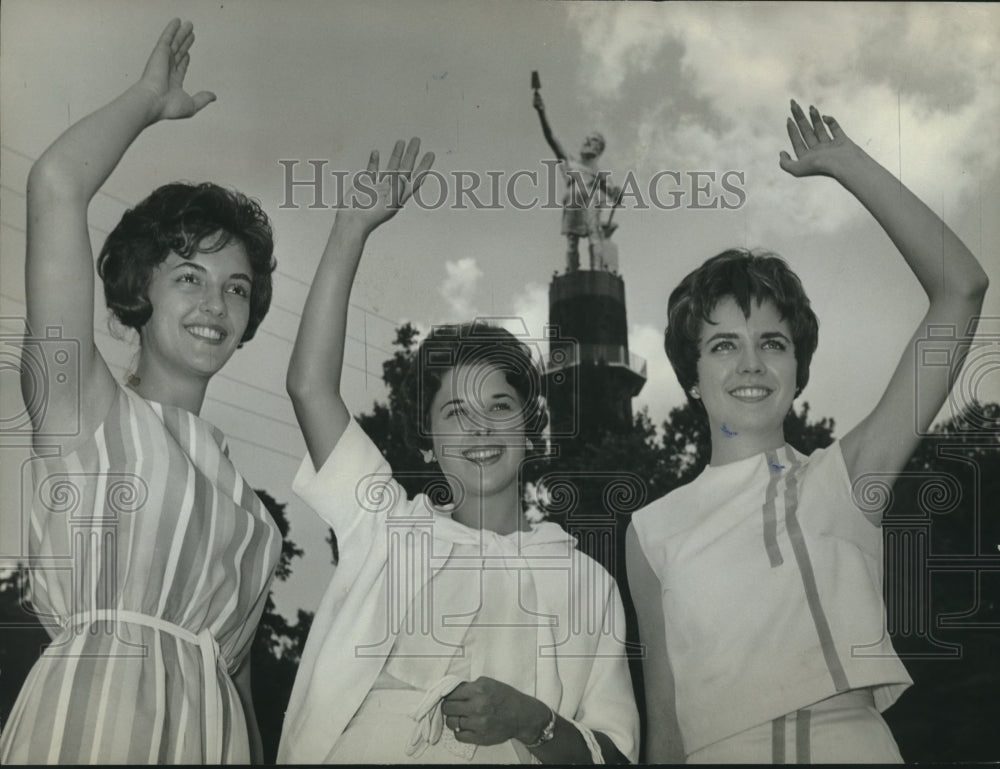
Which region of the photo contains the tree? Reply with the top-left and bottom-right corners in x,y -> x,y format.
251,489 -> 312,764
356,323 -> 433,499
879,402 -> 1000,762
0,566 -> 51,729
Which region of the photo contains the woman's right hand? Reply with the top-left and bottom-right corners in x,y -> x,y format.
137,19 -> 216,123
338,138 -> 435,235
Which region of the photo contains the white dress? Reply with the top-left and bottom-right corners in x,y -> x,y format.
631,441 -> 911,763
277,419 -> 639,764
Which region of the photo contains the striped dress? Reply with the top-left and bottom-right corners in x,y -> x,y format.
0,384 -> 280,764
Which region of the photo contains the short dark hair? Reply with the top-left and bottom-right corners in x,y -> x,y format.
97,182 -> 275,344
403,321 -> 549,450
664,249 -> 819,412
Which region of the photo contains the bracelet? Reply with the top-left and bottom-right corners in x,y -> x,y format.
523,705 -> 556,748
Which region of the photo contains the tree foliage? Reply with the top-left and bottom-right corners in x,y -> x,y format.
250,489 -> 312,763
0,567 -> 51,728
878,402 -> 1000,761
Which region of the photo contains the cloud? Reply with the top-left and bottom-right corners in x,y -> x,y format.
628,322 -> 687,428
495,282 -> 551,369
567,3 -> 1000,240
440,257 -> 483,319
509,282 -> 550,339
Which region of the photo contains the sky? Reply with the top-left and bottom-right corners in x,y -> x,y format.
2,0 -> 998,620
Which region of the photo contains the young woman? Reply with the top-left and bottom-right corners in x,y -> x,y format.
279,140 -> 638,763
627,101 -> 988,763
0,21 -> 280,764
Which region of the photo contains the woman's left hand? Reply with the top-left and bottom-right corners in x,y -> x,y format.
779,99 -> 860,179
441,676 -> 549,746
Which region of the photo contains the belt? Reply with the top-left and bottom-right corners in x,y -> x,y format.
62,609 -> 228,763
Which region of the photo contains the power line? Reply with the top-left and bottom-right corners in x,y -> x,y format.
3,224 -> 400,351
272,261 -> 409,333
1,143 -> 405,389
95,360 -> 305,463
225,433 -> 303,463
0,144 -> 36,162
255,325 -> 296,346
274,269 -> 311,289
1,154 -> 404,341
0,183 -> 26,199
202,394 -> 300,431
0,303 -> 385,397
351,302 -> 409,330
1,144 -> 133,209
91,325 -> 297,402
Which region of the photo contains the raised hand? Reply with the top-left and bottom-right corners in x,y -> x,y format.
287,136 -> 433,467
340,137 -> 435,234
779,100 -> 857,178
138,19 -> 216,121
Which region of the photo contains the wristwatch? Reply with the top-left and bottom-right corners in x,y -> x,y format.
523,705 -> 556,748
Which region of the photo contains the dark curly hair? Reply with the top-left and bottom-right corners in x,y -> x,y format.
664,249 -> 819,413
97,182 -> 275,344
402,321 -> 549,451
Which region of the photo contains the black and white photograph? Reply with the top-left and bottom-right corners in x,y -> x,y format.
1,1 -> 998,764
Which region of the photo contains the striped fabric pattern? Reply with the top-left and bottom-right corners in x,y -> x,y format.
0,385 -> 280,764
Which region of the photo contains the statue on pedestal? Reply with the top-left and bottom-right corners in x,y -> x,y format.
532,75 -> 621,273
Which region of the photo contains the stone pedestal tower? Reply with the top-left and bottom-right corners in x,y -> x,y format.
545,269 -> 646,439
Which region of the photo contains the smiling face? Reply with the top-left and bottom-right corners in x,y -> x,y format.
695,296 -> 797,455
138,239 -> 253,386
428,361 -> 529,505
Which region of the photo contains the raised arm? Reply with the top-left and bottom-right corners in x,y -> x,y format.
24,19 -> 215,437
625,524 -> 685,763
532,92 -> 568,162
780,100 -> 988,490
286,139 -> 434,469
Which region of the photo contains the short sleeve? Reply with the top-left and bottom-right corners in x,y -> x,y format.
574,572 -> 640,762
292,418 -> 409,544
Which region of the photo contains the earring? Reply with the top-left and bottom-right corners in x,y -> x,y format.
525,438 -> 534,452
689,386 -> 700,399
420,449 -> 436,464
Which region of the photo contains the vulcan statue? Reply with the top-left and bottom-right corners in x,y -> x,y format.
532,75 -> 621,273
